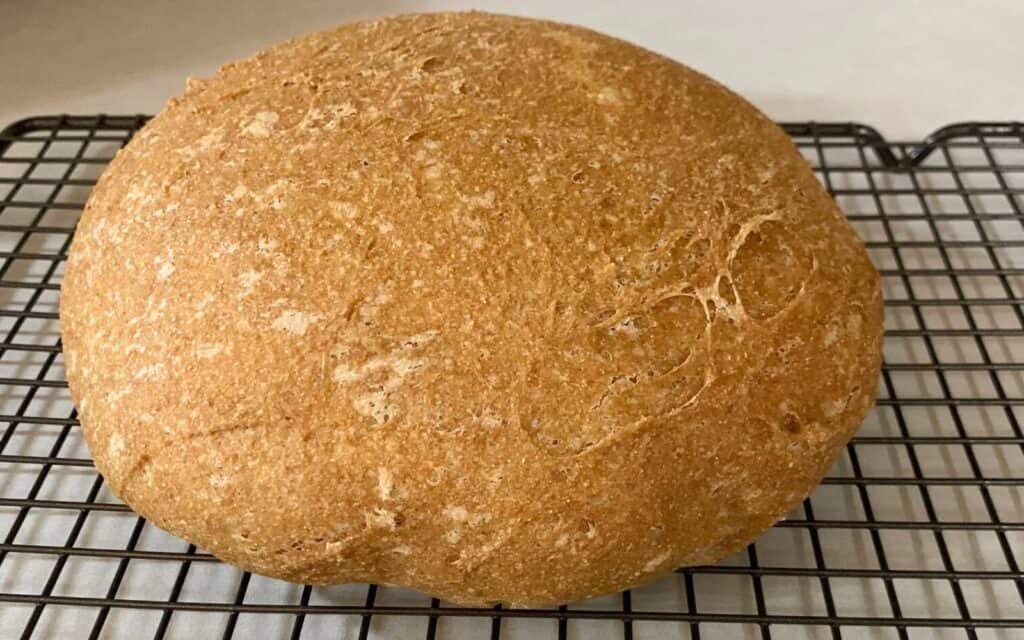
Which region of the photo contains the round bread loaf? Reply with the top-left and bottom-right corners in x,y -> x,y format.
61,12 -> 883,606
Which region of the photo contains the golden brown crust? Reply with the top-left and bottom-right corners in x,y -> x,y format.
60,11 -> 883,606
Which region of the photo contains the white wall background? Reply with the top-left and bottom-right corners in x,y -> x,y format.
2,0 -> 1022,139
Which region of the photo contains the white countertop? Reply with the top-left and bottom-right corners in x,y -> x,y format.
3,0 -> 1022,140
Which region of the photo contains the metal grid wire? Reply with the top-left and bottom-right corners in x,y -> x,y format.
0,115 -> 1022,639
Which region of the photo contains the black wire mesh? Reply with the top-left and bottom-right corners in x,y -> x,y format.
0,115 -> 1022,639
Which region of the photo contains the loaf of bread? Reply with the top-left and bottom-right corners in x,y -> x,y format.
61,12 -> 883,606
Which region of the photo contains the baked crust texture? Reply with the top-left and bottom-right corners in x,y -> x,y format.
61,11 -> 883,606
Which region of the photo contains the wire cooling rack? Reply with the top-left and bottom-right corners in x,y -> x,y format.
0,115 -> 1022,640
